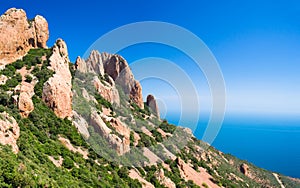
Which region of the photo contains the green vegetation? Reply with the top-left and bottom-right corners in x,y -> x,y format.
137,132 -> 157,147
25,74 -> 33,83
158,120 -> 176,134
95,93 -> 113,111
0,95 -> 142,187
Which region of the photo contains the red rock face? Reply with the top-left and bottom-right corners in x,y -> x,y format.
146,94 -> 160,119
75,51 -> 144,109
42,39 -> 72,119
0,8 -> 49,66
93,76 -> 120,105
104,55 -> 144,109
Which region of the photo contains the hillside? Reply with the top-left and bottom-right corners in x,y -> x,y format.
0,8 -> 300,188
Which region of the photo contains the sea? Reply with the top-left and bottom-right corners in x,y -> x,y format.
168,114 -> 300,178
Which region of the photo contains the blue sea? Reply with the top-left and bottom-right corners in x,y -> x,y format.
168,114 -> 300,178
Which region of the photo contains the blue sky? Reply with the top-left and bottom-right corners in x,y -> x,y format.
1,0 -> 300,119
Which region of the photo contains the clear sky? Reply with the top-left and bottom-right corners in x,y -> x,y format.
1,0 -> 300,119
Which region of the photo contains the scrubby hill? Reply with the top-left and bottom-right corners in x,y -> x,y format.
0,8 -> 300,188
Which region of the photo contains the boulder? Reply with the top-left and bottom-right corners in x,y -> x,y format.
18,82 -> 35,117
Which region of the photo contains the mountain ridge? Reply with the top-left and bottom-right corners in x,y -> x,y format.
0,8 -> 299,188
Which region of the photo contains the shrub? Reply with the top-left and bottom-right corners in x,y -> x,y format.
5,78 -> 19,88
63,156 -> 74,169
12,60 -> 24,69
25,75 -> 33,83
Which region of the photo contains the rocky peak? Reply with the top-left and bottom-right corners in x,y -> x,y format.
42,39 -> 72,119
75,56 -> 87,73
86,50 -> 105,75
146,94 -> 160,119
0,8 -> 49,66
104,54 -> 144,108
75,51 -> 144,108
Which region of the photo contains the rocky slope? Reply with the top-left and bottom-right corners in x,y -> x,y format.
0,8 -> 300,188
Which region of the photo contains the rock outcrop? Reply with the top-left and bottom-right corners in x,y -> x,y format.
18,82 -> 35,117
72,111 -> 90,139
0,75 -> 8,85
0,112 -> 20,153
86,50 -> 105,75
105,55 -> 144,108
240,163 -> 249,176
93,76 -> 120,105
109,118 -> 131,154
42,39 -> 72,118
146,94 -> 160,119
177,158 -> 220,188
155,169 -> 176,188
0,8 -> 49,66
75,51 -> 144,108
90,110 -> 130,155
75,56 -> 87,73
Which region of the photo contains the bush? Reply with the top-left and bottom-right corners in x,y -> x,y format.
12,60 -> 25,69
95,93 -> 113,110
158,120 -> 176,134
25,75 -> 33,83
151,129 -> 163,142
5,77 -> 19,88
138,132 -> 157,147
63,156 -> 74,169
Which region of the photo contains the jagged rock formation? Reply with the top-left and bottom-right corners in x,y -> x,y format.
0,112 -> 20,153
86,50 -> 106,75
109,118 -> 131,154
0,8 -> 48,66
74,56 -> 87,73
75,51 -> 144,108
89,108 -> 130,155
42,39 -> 72,118
93,76 -> 120,105
146,94 -> 160,119
1,8 -> 300,188
104,55 -> 144,108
